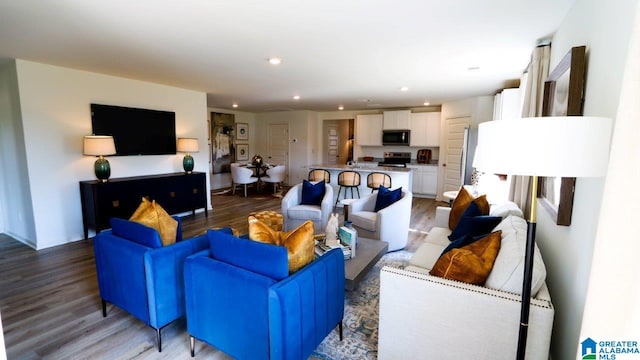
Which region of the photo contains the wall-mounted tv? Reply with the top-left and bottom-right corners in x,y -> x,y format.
90,103 -> 177,156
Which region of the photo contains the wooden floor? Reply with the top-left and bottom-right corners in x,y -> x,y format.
0,188 -> 443,359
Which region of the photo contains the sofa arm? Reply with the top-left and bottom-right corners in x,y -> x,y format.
319,184 -> 335,230
93,231 -> 151,324
378,267 -> 554,360
143,234 -> 209,328
268,248 -> 345,359
281,183 -> 301,210
434,206 -> 451,228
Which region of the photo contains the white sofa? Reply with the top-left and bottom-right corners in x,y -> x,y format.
347,189 -> 413,251
378,203 -> 554,360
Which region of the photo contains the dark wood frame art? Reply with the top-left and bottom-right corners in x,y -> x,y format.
538,45 -> 586,226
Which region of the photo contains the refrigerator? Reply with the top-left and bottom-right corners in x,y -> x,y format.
461,127 -> 478,185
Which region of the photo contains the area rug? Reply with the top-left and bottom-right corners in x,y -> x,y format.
310,249 -> 412,360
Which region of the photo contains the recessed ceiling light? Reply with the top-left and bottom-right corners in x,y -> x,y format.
232,103 -> 238,108
338,105 -> 344,110
423,101 -> 430,106
293,95 -> 300,100
268,57 -> 282,65
400,86 -> 409,92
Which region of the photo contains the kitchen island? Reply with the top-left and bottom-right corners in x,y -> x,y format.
307,164 -> 414,206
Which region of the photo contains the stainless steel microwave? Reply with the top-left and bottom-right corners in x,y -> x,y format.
382,130 -> 410,146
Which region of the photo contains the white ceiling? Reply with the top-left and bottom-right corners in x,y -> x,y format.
0,0 -> 575,112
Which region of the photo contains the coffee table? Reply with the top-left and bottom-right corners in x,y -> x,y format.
344,237 -> 388,291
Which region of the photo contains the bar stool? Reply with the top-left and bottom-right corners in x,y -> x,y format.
335,171 -> 361,206
308,169 -> 331,183
367,172 -> 392,193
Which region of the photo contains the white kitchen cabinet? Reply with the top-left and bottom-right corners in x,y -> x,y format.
355,114 -> 383,146
422,166 -> 438,196
407,164 -> 438,197
383,110 -> 411,130
409,112 -> 441,147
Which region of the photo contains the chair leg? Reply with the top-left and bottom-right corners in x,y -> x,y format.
355,186 -> 360,198
244,184 -> 248,198
156,328 -> 162,352
232,182 -> 236,195
101,300 -> 107,317
190,336 -> 195,357
338,321 -> 343,341
335,186 -> 343,207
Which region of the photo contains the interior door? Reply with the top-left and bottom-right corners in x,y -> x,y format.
268,123 -> 289,184
327,125 -> 339,165
442,116 -> 471,194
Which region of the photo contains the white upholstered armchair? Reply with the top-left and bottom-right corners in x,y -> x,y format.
347,189 -> 412,251
281,183 -> 333,234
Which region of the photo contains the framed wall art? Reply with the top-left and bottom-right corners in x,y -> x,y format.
236,123 -> 249,141
538,45 -> 586,226
236,144 -> 249,161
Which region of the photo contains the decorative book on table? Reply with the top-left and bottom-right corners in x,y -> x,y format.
339,226 -> 357,258
315,241 -> 351,259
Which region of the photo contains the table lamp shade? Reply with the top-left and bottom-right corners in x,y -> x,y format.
83,135 -> 116,182
475,116 -> 612,177
83,135 -> 116,156
177,138 -> 199,153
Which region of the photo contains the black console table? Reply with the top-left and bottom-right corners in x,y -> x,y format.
79,172 -> 207,239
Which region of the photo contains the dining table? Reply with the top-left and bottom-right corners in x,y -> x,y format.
243,163 -> 272,178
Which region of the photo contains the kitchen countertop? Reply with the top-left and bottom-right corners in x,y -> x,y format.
308,164 -> 414,173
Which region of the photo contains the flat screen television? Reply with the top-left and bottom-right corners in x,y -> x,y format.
90,103 -> 177,156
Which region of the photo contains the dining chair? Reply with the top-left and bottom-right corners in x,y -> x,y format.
231,163 -> 258,197
260,164 -> 286,193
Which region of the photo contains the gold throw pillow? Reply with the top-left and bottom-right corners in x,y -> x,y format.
129,197 -> 178,247
248,216 -> 315,273
449,187 -> 491,229
430,231 -> 502,285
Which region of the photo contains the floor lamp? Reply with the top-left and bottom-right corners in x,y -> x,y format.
474,116 -> 612,359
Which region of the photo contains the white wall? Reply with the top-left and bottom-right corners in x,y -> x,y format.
253,110 -> 318,184
534,0 -> 638,358
7,60 -> 209,249
0,60 -> 36,246
581,0 -> 640,343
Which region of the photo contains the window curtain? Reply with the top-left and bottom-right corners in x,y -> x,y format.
509,45 -> 551,217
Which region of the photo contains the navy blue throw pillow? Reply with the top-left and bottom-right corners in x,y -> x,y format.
374,186 -> 402,212
300,180 -> 325,206
448,208 -> 502,241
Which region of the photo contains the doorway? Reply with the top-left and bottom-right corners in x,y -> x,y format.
442,116 -> 471,194
323,119 -> 353,165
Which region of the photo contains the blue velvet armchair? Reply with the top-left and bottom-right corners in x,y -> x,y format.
93,217 -> 208,351
184,229 -> 345,359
